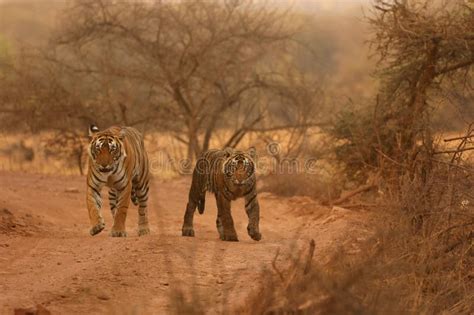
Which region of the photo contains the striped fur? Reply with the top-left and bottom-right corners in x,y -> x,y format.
86,125 -> 150,237
182,147 -> 261,241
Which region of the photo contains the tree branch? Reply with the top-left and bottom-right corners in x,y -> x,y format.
435,59 -> 474,76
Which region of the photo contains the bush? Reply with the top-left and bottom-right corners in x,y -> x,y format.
249,160 -> 474,314
327,103 -> 381,184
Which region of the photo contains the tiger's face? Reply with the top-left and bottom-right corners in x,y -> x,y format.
223,149 -> 256,186
89,126 -> 125,173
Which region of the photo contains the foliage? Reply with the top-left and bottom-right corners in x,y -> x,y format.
329,103 -> 377,182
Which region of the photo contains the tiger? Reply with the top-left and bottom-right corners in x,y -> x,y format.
86,125 -> 150,237
182,147 -> 261,242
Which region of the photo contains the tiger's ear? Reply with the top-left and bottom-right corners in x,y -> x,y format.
118,129 -> 126,141
223,147 -> 234,157
89,124 -> 99,138
248,146 -> 257,160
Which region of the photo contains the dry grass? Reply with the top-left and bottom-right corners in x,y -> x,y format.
260,173 -> 342,203
0,129 -> 324,178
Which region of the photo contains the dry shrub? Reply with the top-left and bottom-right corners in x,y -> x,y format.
248,160 -> 474,314
260,173 -> 342,203
328,104 -> 378,183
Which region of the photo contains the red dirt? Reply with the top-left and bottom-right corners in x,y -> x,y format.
0,171 -> 370,314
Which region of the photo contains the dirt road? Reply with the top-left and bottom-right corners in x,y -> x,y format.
0,171 -> 368,314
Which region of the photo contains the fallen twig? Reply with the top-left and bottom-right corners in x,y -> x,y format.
303,239 -> 316,275
332,184 -> 378,206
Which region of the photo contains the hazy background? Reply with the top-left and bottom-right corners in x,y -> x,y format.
0,0 -> 377,176
0,1 -> 472,314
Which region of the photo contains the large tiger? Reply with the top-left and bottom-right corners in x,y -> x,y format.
87,125 -> 150,237
182,147 -> 261,242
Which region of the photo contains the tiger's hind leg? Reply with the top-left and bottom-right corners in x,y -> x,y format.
182,199 -> 197,237
182,168 -> 205,237
135,180 -> 150,236
182,191 -> 206,237
109,188 -> 117,218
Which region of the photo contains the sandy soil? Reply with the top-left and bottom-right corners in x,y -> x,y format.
0,171 -> 370,314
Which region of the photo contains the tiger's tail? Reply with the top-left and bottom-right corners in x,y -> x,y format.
197,194 -> 205,214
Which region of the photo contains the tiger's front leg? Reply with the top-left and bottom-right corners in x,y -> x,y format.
245,189 -> 262,241
216,193 -> 238,242
87,183 -> 105,236
135,180 -> 151,236
110,182 -> 132,237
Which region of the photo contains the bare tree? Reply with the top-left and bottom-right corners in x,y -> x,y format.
48,0 -> 322,161
369,0 -> 474,168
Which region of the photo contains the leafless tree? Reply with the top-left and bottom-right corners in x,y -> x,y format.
369,0 -> 473,170
47,0 -> 322,161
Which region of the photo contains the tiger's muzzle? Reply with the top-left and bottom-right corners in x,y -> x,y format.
98,165 -> 114,173
233,179 -> 248,185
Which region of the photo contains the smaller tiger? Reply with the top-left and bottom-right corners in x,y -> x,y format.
182,147 -> 261,242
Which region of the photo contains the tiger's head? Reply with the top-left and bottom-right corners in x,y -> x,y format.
222,147 -> 257,187
88,125 -> 126,173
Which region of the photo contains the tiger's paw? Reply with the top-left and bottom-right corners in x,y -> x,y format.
221,233 -> 239,242
249,231 -> 262,241
248,227 -> 262,241
110,230 -> 128,237
138,226 -> 150,236
90,222 -> 105,236
182,227 -> 195,237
